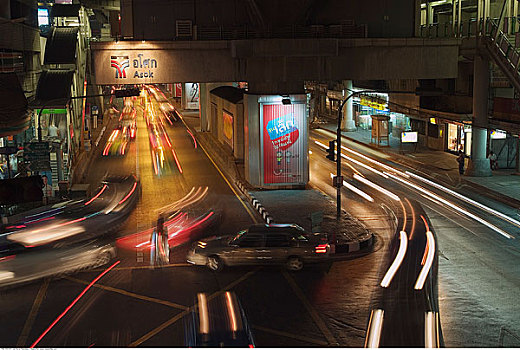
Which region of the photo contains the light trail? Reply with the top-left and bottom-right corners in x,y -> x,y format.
118,181 -> 137,205
380,230 -> 408,288
353,174 -> 400,201
225,292 -> 238,332
385,172 -> 515,239
85,184 -> 108,206
314,140 -> 387,178
415,216 -> 435,290
365,309 -> 384,348
30,260 -> 120,348
197,293 -> 209,334
406,171 -> 520,229
329,173 -> 373,202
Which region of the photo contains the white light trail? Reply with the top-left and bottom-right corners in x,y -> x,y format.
385,172 -> 514,239
365,309 -> 384,348
314,140 -> 387,178
424,311 -> 438,348
330,173 -> 374,202
380,230 -> 408,288
406,171 -> 520,229
415,230 -> 435,290
354,174 -> 401,201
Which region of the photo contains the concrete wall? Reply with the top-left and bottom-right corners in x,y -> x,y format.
91,38 -> 460,86
209,92 -> 244,160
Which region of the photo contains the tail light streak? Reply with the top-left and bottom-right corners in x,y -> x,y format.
84,184 -> 107,206
225,291 -> 238,332
197,293 -> 210,334
30,260 -> 120,348
118,181 -> 137,205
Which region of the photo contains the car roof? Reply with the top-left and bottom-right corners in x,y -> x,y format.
248,223 -> 304,233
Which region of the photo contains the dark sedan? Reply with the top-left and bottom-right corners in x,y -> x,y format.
187,223 -> 330,271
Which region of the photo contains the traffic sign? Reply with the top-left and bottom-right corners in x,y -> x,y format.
25,160 -> 51,172
24,142 -> 50,162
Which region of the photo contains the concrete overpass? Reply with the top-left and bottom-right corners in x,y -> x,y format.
91,38 -> 460,93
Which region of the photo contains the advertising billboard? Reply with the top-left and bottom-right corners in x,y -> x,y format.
185,83 -> 199,109
262,103 -> 306,185
175,83 -> 182,98
401,131 -> 418,143
222,110 -> 234,148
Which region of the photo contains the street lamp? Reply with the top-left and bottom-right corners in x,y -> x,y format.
333,87 -> 442,219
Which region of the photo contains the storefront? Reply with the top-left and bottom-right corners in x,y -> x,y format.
446,122 -> 472,156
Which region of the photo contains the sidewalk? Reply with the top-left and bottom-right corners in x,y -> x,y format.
174,108 -> 374,254
319,123 -> 520,208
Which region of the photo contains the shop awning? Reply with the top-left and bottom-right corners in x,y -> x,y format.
0,73 -> 30,137
44,27 -> 79,65
30,70 -> 74,108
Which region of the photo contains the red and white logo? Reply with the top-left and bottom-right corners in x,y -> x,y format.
110,56 -> 129,79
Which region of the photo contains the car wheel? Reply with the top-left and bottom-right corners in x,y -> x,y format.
286,256 -> 304,271
207,255 -> 223,272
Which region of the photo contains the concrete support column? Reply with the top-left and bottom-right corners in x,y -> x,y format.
466,55 -> 492,177
199,83 -> 210,132
341,80 -> 356,131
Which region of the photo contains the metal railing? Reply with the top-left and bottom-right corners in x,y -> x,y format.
195,23 -> 367,41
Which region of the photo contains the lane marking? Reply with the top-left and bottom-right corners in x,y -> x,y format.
252,324 -> 329,346
65,276 -> 188,311
17,279 -> 50,346
128,268 -> 260,347
197,138 -> 259,223
30,261 -> 120,347
282,270 -> 338,345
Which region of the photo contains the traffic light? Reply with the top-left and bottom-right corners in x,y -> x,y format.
326,140 -> 335,161
114,88 -> 141,98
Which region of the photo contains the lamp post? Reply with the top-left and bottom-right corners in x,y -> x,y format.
334,88 -> 442,219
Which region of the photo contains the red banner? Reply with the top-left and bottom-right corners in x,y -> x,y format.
262,104 -> 306,184
175,83 -> 182,98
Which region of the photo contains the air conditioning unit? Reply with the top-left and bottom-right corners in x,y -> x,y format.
176,20 -> 192,39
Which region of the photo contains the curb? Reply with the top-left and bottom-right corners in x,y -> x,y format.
333,233 -> 374,254
235,180 -> 274,224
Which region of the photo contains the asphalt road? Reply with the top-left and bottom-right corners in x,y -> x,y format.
0,95 -> 383,348
310,127 -> 520,347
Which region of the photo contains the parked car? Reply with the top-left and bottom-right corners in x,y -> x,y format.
187,223 -> 330,271
184,291 -> 255,347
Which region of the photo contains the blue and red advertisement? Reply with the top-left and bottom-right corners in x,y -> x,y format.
262,103 -> 306,184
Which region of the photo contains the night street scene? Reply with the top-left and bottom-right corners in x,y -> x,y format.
2,0 -> 520,348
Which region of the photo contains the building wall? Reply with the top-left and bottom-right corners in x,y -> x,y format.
209,93 -> 244,160
127,0 -> 416,40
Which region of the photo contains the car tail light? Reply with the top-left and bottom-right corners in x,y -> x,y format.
315,244 -> 329,254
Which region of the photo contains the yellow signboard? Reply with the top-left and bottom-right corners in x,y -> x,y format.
360,96 -> 387,111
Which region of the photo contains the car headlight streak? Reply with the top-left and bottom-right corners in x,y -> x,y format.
385,172 -> 514,239
380,230 -> 408,288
